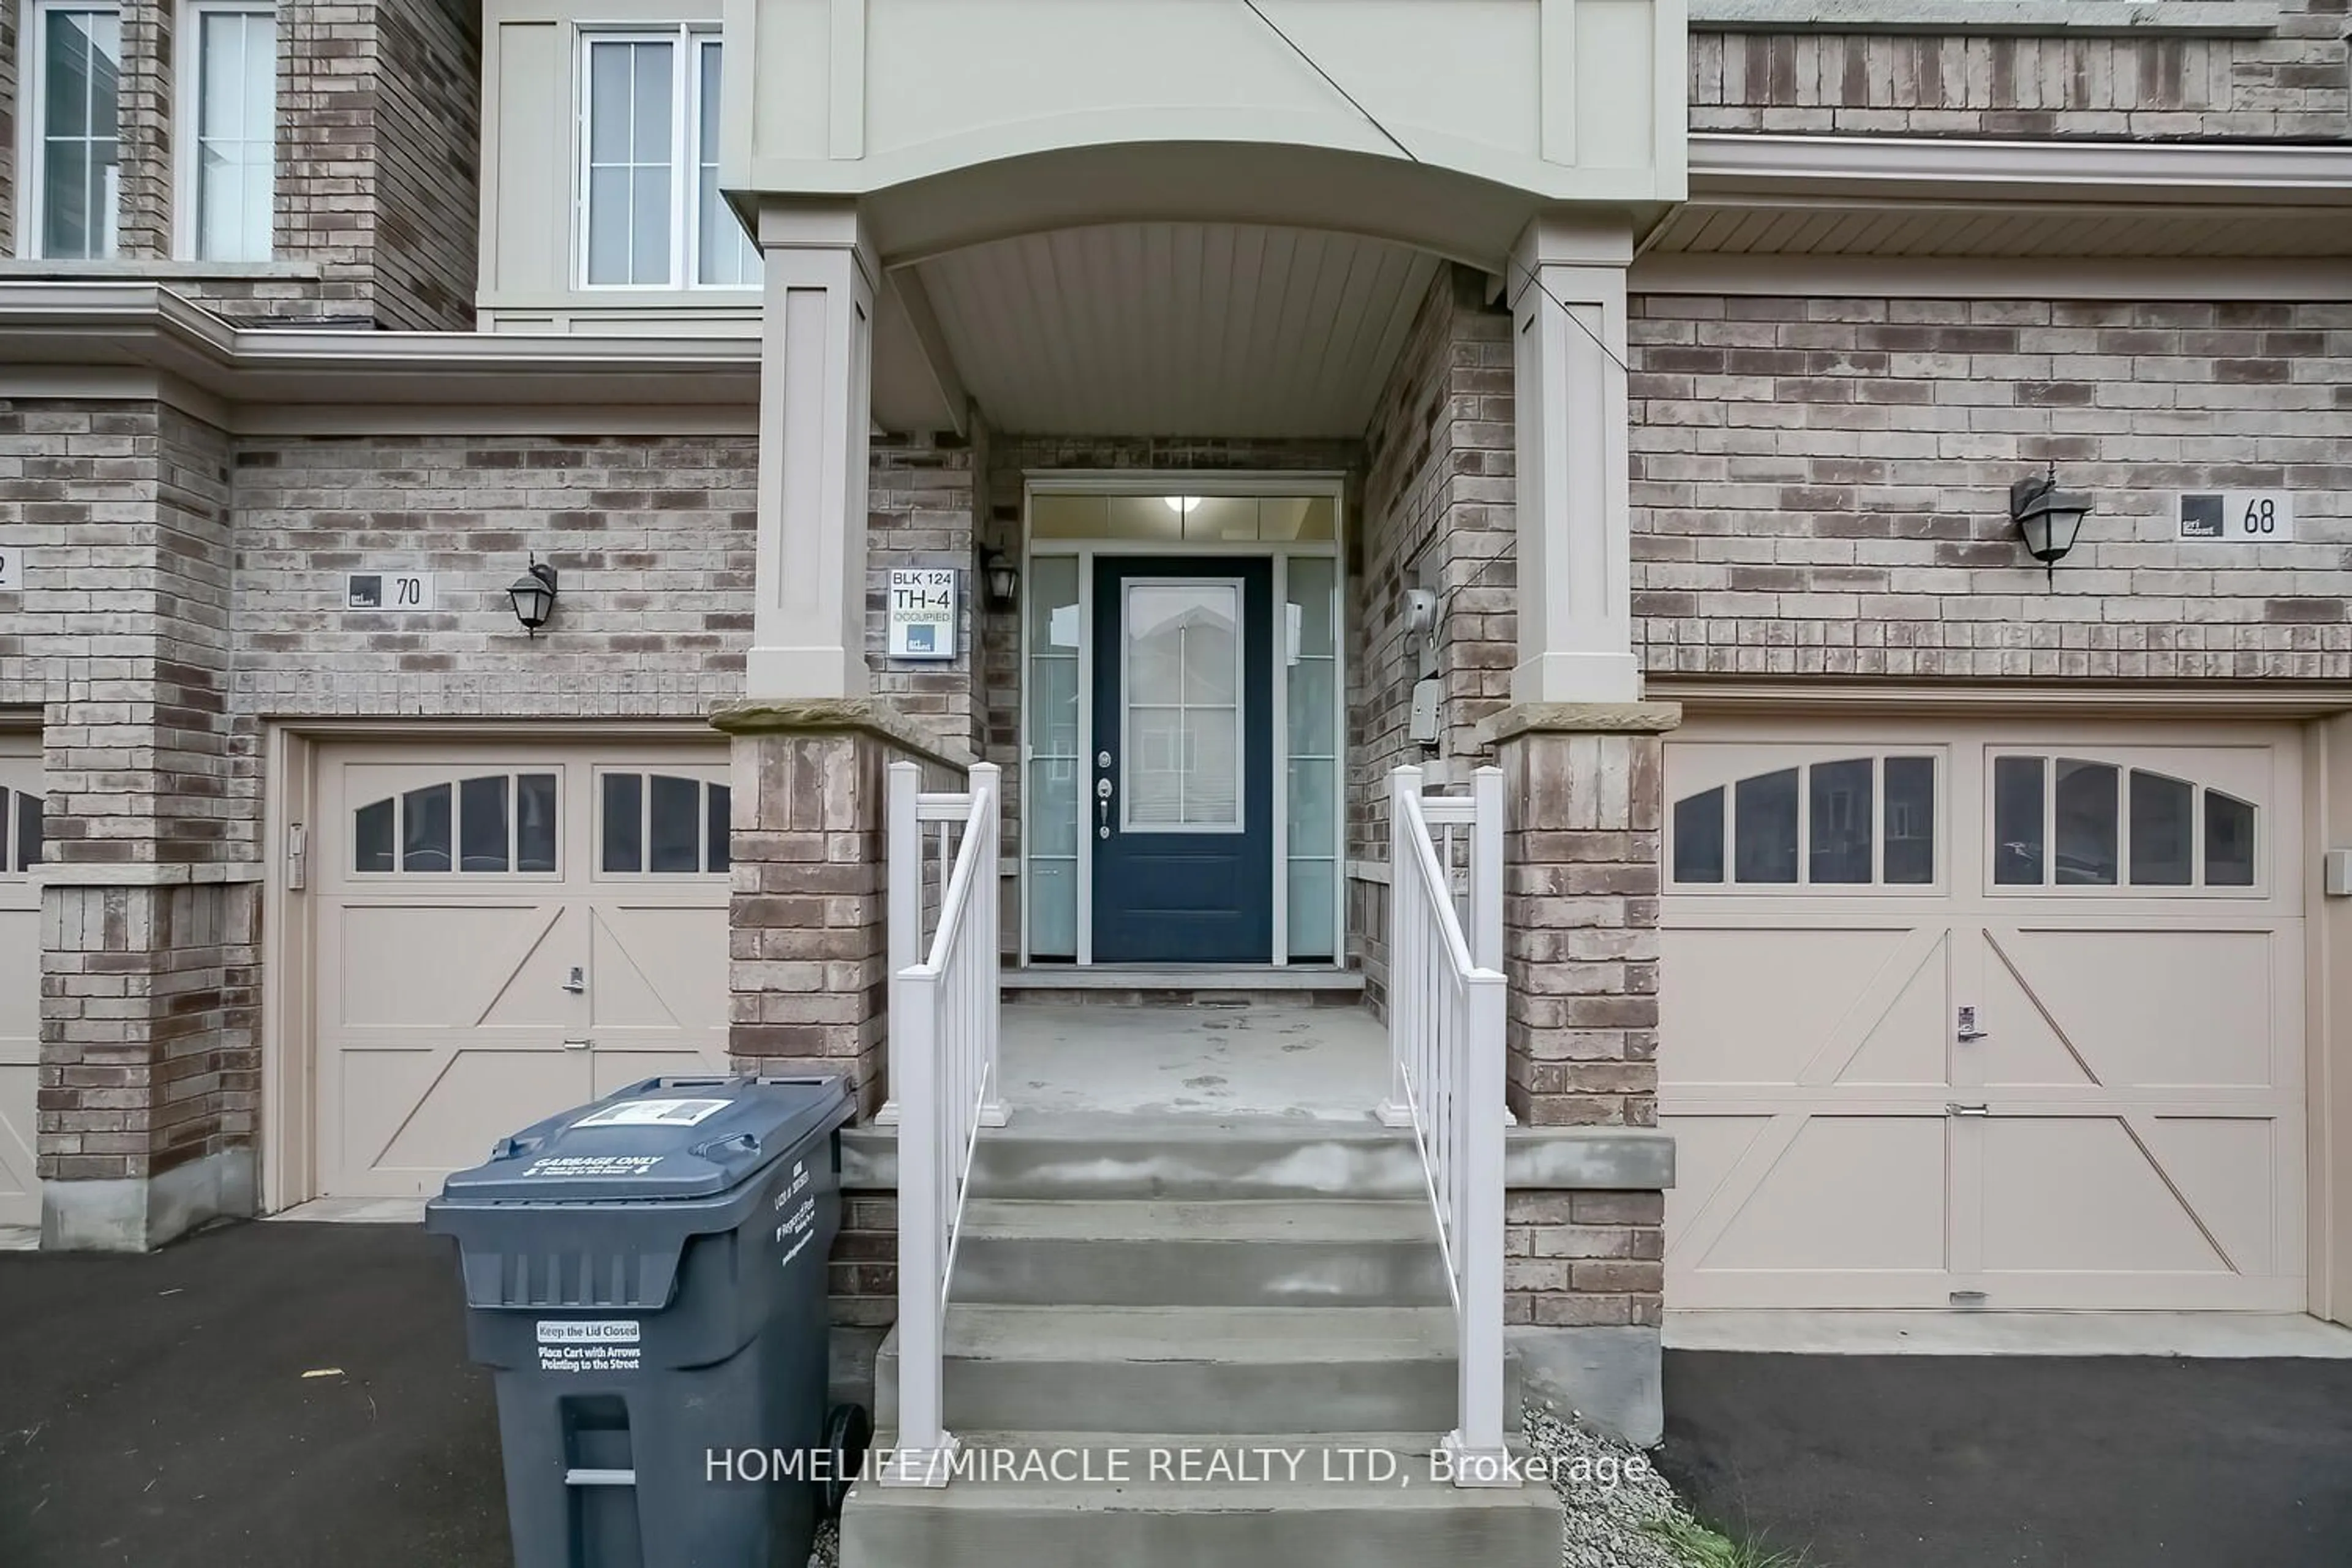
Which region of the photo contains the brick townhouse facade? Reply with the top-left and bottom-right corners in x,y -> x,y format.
0,0 -> 2349,1438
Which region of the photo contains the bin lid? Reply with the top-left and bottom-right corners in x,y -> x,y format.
435,1075 -> 853,1203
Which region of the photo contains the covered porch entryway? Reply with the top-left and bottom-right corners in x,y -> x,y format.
715,10 -> 1684,1549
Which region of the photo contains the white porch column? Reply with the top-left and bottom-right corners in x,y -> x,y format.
1508,213 -> 1641,705
747,199 -> 876,699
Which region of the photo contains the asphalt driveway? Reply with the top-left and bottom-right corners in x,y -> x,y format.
0,1221 -> 507,1568
1659,1351 -> 2352,1566
6,1221 -> 2352,1566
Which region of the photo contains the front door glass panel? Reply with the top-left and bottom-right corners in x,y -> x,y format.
1122,581 -> 1243,832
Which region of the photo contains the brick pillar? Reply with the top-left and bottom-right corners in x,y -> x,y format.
710,701 -> 967,1120
1483,699 -> 1679,1427
30,402 -> 257,1251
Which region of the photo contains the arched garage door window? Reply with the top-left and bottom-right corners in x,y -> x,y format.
1671,754 -> 1937,889
1,788 -> 40,874
1989,755 -> 2255,891
352,773 -> 559,875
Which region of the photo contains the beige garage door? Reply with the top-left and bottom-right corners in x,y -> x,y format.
1662,718 -> 2305,1311
314,742 -> 733,1199
0,735 -> 42,1227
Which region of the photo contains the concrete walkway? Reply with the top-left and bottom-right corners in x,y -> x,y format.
1659,1350 -> 2352,1567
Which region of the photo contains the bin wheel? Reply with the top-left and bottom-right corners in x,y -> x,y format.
823,1402 -> 872,1517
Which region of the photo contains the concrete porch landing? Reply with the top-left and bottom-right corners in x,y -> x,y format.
999,1000 -> 1387,1121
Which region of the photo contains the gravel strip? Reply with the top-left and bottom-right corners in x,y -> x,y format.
1525,1404 -> 1695,1568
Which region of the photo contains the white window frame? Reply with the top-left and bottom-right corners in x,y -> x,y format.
1983,748 -> 2266,899
1017,473 -> 1349,969
17,0 -> 123,261
1665,747 -> 1951,895
574,24 -> 753,292
173,0 -> 277,262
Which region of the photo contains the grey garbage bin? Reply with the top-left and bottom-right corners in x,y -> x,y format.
426,1074 -> 861,1568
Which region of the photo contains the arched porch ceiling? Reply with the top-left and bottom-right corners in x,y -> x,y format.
870,220 -> 1446,439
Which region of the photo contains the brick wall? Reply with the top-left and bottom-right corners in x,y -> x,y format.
0,399 -> 259,1198
0,402 -> 238,863
867,431 -> 983,756
1506,1188 -> 1664,1331
0,0 -> 481,328
42,883 -> 259,1186
1352,265 -> 1520,1008
369,0 -> 482,331
832,1189 -> 897,1327
116,0 -> 175,260
721,723 -> 960,1118
1691,2 -> 2350,138
1497,726 -> 1664,1129
1629,296 -> 2352,679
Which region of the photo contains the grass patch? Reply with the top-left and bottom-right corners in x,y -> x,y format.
1641,1510 -> 1811,1568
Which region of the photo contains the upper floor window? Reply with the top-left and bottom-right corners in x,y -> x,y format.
23,0 -> 122,260
579,29 -> 757,289
179,0 -> 277,261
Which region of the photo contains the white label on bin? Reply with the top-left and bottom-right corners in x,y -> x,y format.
520,1154 -> 663,1179
536,1319 -> 642,1374
570,1097 -> 733,1129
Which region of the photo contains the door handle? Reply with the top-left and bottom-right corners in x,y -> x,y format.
1945,1102 -> 1989,1117
563,1039 -> 592,1051
1096,774 -> 1113,839
562,965 -> 586,995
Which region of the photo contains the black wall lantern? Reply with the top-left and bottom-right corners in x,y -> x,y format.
2010,465 -> 2093,581
507,557 -> 559,635
981,548 -> 1019,610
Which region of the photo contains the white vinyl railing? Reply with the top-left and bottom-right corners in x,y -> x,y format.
881,759 -> 1003,1487
1382,763 -> 1513,1487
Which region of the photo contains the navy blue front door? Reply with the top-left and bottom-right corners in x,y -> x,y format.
1091,557 -> 1274,963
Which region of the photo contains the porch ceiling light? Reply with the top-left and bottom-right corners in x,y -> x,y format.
507,558 -> 559,636
1163,496 -> 1199,514
2010,466 -> 2092,581
981,548 -> 1019,610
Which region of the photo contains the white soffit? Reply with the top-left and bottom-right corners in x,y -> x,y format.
906,222 -> 1442,439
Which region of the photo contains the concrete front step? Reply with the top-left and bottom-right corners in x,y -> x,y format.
839,1431 -> 1563,1568
962,1114 -> 1430,1201
876,1305 -> 1517,1436
954,1198 -> 1451,1307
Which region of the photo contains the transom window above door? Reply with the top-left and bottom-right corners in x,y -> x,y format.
1031,493 -> 1336,543
353,773 -> 559,875
1672,753 -> 1939,889
1990,753 -> 2256,891
578,27 -> 756,288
